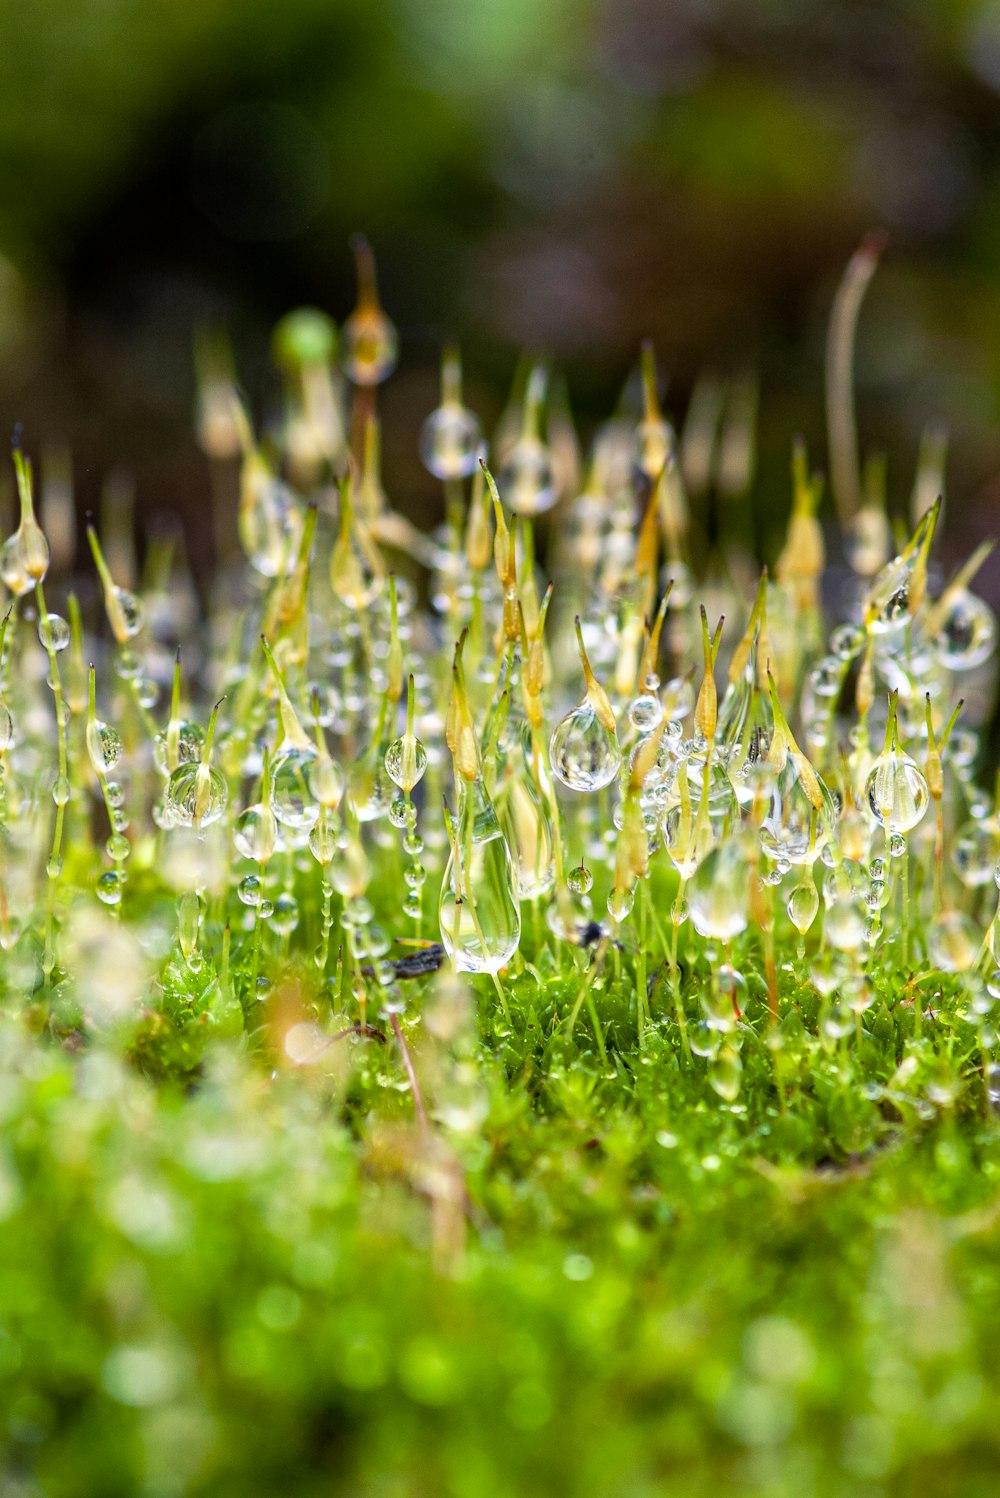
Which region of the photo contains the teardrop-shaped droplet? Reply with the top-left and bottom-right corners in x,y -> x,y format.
550,700 -> 621,792
233,803 -> 277,864
497,773 -> 554,899
760,753 -> 836,867
385,734 -> 428,792
270,746 -> 318,830
708,1045 -> 742,1103
439,781 -> 521,974
786,880 -> 819,935
927,910 -> 979,973
86,719 -> 123,776
687,837 -> 751,941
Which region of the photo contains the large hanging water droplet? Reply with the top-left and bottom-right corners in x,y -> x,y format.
550,701 -> 621,792
271,747 -> 318,830
497,773 -> 554,899
687,837 -> 750,941
933,588 -> 996,670
165,763 -> 228,828
385,735 -> 428,792
927,910 -> 979,973
760,752 -> 836,867
865,749 -> 928,832
233,803 -> 277,864
439,781 -> 521,974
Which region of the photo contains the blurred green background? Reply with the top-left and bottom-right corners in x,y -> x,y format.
1,0 -> 1000,564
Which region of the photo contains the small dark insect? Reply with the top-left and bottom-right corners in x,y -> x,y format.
360,943 -> 446,981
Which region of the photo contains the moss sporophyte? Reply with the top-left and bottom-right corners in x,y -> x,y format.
0,238 -> 998,1120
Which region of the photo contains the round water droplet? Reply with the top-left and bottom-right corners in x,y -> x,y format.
550,701 -> 621,792
272,893 -> 299,936
419,403 -> 483,481
607,886 -> 634,921
51,775 -> 71,807
499,436 -> 557,516
567,864 -> 593,896
935,589 -> 996,670
259,899 -> 274,919
153,720 -> 205,776
95,870 -> 123,906
888,831 -> 906,859
37,612 -> 70,652
106,833 -> 130,861
165,762 -> 228,828
865,750 -> 928,832
238,874 -> 262,907
628,695 -> 664,733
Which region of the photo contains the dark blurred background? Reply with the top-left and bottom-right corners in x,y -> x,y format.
2,0 -> 1000,565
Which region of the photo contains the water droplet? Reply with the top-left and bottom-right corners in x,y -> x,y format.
419,403 -> 483,481
688,838 -> 750,941
708,1046 -> 742,1103
86,720 -> 123,776
953,821 -> 997,888
238,874 -> 262,907
550,701 -> 621,792
37,612 -> 70,652
385,734 -> 428,792
865,750 -> 928,832
499,436 -> 557,517
934,588 -> 996,670
153,721 -> 204,776
497,772 -> 554,899
567,863 -> 593,896
825,898 -> 866,952
627,694 -> 664,733
607,886 -> 634,921
234,804 -> 277,865
439,780 -> 521,974
271,893 -> 299,936
96,870 -> 123,906
51,775 -> 70,807
106,833 -> 130,862
927,910 -> 979,973
787,880 -> 819,935
165,763 -> 228,828
271,747 -> 318,830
